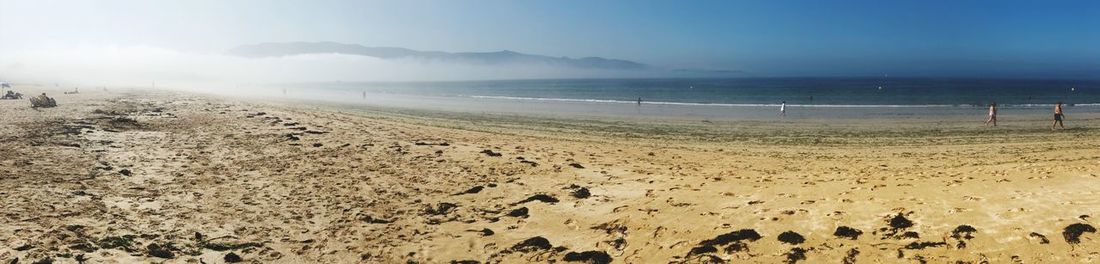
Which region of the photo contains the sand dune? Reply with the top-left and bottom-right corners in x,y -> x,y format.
2,87 -> 1100,263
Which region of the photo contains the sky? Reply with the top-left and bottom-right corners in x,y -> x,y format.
0,0 -> 1098,84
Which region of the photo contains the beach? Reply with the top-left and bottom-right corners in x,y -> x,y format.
3,86 -> 1100,263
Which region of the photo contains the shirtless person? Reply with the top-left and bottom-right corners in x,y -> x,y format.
1052,102 -> 1065,130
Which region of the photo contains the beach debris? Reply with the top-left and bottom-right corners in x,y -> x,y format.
480,149 -> 502,157
74,254 -> 88,264
204,242 -> 262,251
568,163 -> 585,169
450,260 -> 480,264
479,228 -> 495,236
414,141 -> 450,146
2,90 -> 23,99
1063,223 -> 1096,244
903,241 -> 946,249
571,187 -> 591,199
29,93 -> 57,108
784,247 -> 807,263
98,235 -> 137,251
888,214 -> 913,229
876,212 -> 917,239
454,186 -> 484,195
514,194 -> 559,204
562,250 -> 612,264
104,117 -> 142,131
688,229 -> 762,257
68,241 -> 98,252
223,252 -> 242,263
118,169 -> 132,176
950,225 -> 978,248
507,207 -> 529,217
31,257 -> 52,264
777,231 -> 805,245
511,237 -> 552,252
834,226 -> 862,240
951,225 -> 977,239
518,157 -> 539,167
843,248 -> 859,264
362,214 -> 394,224
425,202 -> 458,215
145,243 -> 176,259
899,231 -> 919,239
284,133 -> 300,141
1028,232 -> 1050,244
312,143 -> 323,147
591,221 -> 628,235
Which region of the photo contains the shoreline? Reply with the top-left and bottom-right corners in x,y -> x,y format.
2,87 -> 1100,263
237,88 -> 1100,123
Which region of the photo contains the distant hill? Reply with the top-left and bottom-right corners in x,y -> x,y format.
228,42 -> 649,70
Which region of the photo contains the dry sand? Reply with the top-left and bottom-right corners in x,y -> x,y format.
2,87 -> 1100,263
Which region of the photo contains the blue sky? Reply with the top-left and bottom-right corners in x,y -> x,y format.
1,0 -> 1098,79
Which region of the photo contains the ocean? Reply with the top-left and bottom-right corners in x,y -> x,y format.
302,78 -> 1098,107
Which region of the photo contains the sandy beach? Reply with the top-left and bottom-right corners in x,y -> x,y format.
3,86 -> 1100,263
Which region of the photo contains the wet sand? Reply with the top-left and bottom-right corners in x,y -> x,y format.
3,86 -> 1100,263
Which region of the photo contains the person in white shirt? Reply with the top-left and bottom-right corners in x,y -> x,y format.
985,103 -> 997,127
779,101 -> 787,117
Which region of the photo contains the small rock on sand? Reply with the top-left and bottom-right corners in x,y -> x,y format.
511,237 -> 552,252
515,194 -> 559,204
777,231 -> 805,245
145,243 -> 174,259
224,252 -> 243,263
834,226 -> 862,240
507,207 -> 529,217
571,187 -> 591,199
454,186 -> 484,195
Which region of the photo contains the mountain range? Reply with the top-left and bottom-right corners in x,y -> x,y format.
228,42 -> 649,71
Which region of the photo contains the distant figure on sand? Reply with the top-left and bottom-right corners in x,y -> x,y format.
637,97 -> 642,105
779,101 -> 786,117
985,103 -> 997,127
1052,102 -> 1065,130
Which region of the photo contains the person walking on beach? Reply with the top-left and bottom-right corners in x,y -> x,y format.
1052,102 -> 1065,130
779,101 -> 787,117
985,103 -> 997,127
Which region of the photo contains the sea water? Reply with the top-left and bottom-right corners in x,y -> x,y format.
302,78 -> 1098,107
273,78 -> 1099,120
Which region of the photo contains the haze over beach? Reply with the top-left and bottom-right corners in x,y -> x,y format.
2,1 -> 1100,263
